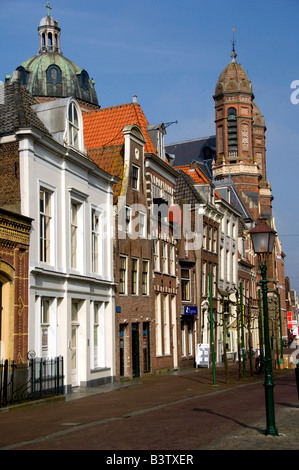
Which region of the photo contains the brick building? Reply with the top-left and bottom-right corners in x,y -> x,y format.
0,209 -> 32,362
83,102 -> 159,379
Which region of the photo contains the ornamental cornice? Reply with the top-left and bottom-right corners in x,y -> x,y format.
0,217 -> 31,247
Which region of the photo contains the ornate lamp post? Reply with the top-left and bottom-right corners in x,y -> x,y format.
249,218 -> 279,436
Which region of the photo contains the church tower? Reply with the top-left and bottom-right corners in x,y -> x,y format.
213,39 -> 273,221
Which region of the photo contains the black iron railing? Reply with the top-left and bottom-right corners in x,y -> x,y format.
0,353 -> 64,407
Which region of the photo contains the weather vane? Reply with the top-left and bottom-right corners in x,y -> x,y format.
45,2 -> 52,17
231,28 -> 237,62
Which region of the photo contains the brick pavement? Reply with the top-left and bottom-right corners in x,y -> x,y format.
0,362 -> 298,451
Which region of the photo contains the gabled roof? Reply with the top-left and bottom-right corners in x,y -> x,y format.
165,135 -> 216,168
83,102 -> 157,155
83,102 -> 157,204
174,163 -> 221,199
0,79 -> 52,138
174,164 -> 211,185
175,169 -> 205,206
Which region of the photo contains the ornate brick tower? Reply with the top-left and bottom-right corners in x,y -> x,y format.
213,42 -> 273,221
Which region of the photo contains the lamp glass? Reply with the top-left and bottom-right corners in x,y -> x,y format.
251,231 -> 275,255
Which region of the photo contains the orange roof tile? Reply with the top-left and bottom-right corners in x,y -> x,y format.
174,164 -> 221,199
83,102 -> 157,155
174,164 -> 210,184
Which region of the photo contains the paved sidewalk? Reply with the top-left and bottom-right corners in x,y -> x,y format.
0,362 -> 298,450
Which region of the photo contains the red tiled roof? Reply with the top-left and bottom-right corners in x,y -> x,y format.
174,164 -> 210,184
174,164 -> 221,199
83,102 -> 157,154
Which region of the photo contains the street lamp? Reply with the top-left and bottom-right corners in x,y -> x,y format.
249,217 -> 279,436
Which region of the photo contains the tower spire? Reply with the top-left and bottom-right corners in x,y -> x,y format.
231,28 -> 237,63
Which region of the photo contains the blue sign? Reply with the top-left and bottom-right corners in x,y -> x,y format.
184,306 -> 198,315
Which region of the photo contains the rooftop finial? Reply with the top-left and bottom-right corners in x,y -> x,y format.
231,28 -> 237,62
45,1 -> 52,17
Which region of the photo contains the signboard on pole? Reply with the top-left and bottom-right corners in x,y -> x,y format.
196,343 -> 210,367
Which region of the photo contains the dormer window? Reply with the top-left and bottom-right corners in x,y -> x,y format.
68,101 -> 79,149
46,64 -> 62,84
80,70 -> 89,91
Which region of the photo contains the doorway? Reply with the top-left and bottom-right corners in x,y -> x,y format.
71,301 -> 80,387
119,324 -> 126,377
132,323 -> 140,378
142,322 -> 150,373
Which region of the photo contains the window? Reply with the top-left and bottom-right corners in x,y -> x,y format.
139,212 -> 146,238
153,240 -> 160,271
71,201 -> 79,269
93,303 -> 100,368
41,299 -> 50,357
227,107 -> 238,156
93,302 -> 105,369
68,102 -> 79,149
80,70 -> 89,90
181,269 -> 191,301
213,229 -> 218,253
119,256 -> 127,295
203,224 -> 207,249
162,242 -> 168,273
208,226 -> 212,251
132,165 -> 139,190
46,64 -> 62,84
163,294 -> 170,355
155,293 -> 162,356
169,245 -> 175,276
40,188 -> 52,263
242,238 -> 246,259
131,258 -> 138,295
125,207 -> 132,234
202,262 -> 207,296
188,322 -> 193,356
142,260 -> 149,295
212,264 -> 217,297
92,209 -> 101,273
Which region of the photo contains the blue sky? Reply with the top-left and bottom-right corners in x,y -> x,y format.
1,0 -> 299,295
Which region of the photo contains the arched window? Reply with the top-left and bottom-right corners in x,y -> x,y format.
68,101 -> 80,149
48,32 -> 53,51
16,66 -> 27,85
46,65 -> 62,85
80,70 -> 89,91
227,107 -> 238,156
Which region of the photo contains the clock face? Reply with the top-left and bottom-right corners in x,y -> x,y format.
135,148 -> 139,160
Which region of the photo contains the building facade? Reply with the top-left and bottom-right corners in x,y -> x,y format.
0,79 -> 117,390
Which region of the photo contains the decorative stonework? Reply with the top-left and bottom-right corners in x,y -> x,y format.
241,124 -> 249,150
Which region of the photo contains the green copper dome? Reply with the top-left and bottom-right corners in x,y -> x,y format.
16,11 -> 99,107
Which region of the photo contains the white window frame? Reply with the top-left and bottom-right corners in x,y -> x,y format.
92,302 -> 106,369
139,211 -> 146,238
91,208 -> 103,275
125,206 -> 132,234
169,245 -> 175,276
132,165 -> 140,190
69,193 -> 85,273
39,183 -> 56,266
142,260 -> 149,296
119,255 -> 128,295
131,257 -> 139,295
153,239 -> 160,272
162,241 -> 168,274
181,268 -> 191,302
